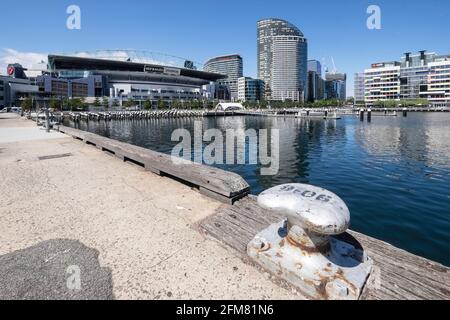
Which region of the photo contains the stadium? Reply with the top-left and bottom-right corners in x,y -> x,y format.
36,50 -> 225,107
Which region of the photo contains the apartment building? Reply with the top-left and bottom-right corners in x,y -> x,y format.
364,62 -> 401,106
420,59 -> 450,107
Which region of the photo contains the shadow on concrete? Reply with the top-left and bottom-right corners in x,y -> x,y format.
0,239 -> 114,300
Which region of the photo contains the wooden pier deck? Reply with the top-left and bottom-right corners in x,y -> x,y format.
199,196 -> 450,300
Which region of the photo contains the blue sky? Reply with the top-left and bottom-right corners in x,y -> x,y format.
1,0 -> 450,97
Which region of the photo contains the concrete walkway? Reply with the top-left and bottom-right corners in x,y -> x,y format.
0,114 -> 298,300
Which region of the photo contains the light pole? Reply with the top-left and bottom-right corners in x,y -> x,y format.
33,96 -> 38,125
44,98 -> 50,133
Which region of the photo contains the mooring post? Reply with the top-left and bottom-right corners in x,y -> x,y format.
360,108 -> 365,122
403,108 -> 408,117
367,109 -> 372,123
247,184 -> 373,300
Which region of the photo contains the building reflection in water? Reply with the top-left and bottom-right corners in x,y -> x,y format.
354,113 -> 450,170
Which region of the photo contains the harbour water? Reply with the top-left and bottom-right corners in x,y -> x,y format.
65,113 -> 450,266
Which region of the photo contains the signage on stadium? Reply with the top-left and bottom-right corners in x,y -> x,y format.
163,67 -> 181,76
144,65 -> 181,76
144,65 -> 164,74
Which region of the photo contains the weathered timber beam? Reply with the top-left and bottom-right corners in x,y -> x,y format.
58,126 -> 250,203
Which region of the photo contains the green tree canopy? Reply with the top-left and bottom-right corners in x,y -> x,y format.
171,99 -> 181,109
157,99 -> 165,110
68,98 -> 85,111
101,97 -> 109,109
21,97 -> 33,111
143,99 -> 152,110
49,98 -> 62,110
125,99 -> 135,109
93,97 -> 101,107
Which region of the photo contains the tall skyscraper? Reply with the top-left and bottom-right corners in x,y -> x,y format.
325,73 -> 347,101
257,18 -> 308,101
307,60 -> 325,102
308,60 -> 322,78
204,54 -> 243,101
308,71 -> 325,102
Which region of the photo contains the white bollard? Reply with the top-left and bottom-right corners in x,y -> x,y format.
247,183 -> 373,300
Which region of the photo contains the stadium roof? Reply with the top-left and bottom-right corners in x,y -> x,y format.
48,55 -> 225,82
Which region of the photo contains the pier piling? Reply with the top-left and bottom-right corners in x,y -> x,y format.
360,109 -> 365,122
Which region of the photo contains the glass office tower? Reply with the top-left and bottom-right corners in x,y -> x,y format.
204,54 -> 243,101
257,18 -> 307,101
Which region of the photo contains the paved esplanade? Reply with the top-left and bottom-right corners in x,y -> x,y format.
0,114 -> 298,300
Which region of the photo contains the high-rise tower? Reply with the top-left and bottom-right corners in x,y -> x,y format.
257,18 -> 307,101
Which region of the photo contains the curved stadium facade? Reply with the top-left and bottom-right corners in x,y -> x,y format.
37,54 -> 225,106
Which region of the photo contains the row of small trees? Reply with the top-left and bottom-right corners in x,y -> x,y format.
20,97 -> 93,111
372,99 -> 429,108
19,95 -> 431,112
241,99 -> 349,109
124,98 -> 217,110
19,96 -> 209,111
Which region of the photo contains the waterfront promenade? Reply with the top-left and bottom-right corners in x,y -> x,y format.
0,114 -> 296,300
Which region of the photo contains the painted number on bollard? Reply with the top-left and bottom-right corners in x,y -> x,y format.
279,185 -> 332,203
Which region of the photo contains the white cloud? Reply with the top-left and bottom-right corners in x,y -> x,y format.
0,49 -> 187,78
70,50 -> 175,66
0,49 -> 47,77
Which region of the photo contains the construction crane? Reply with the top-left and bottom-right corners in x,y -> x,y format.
331,56 -> 337,74
321,57 -> 327,76
322,57 -> 338,76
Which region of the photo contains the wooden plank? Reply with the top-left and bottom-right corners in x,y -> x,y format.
198,196 -> 450,300
58,126 -> 250,202
200,187 -> 250,205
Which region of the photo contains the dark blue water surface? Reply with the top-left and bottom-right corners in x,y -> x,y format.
66,113 -> 450,266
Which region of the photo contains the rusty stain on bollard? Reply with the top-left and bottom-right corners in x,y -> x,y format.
247,184 -> 373,300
